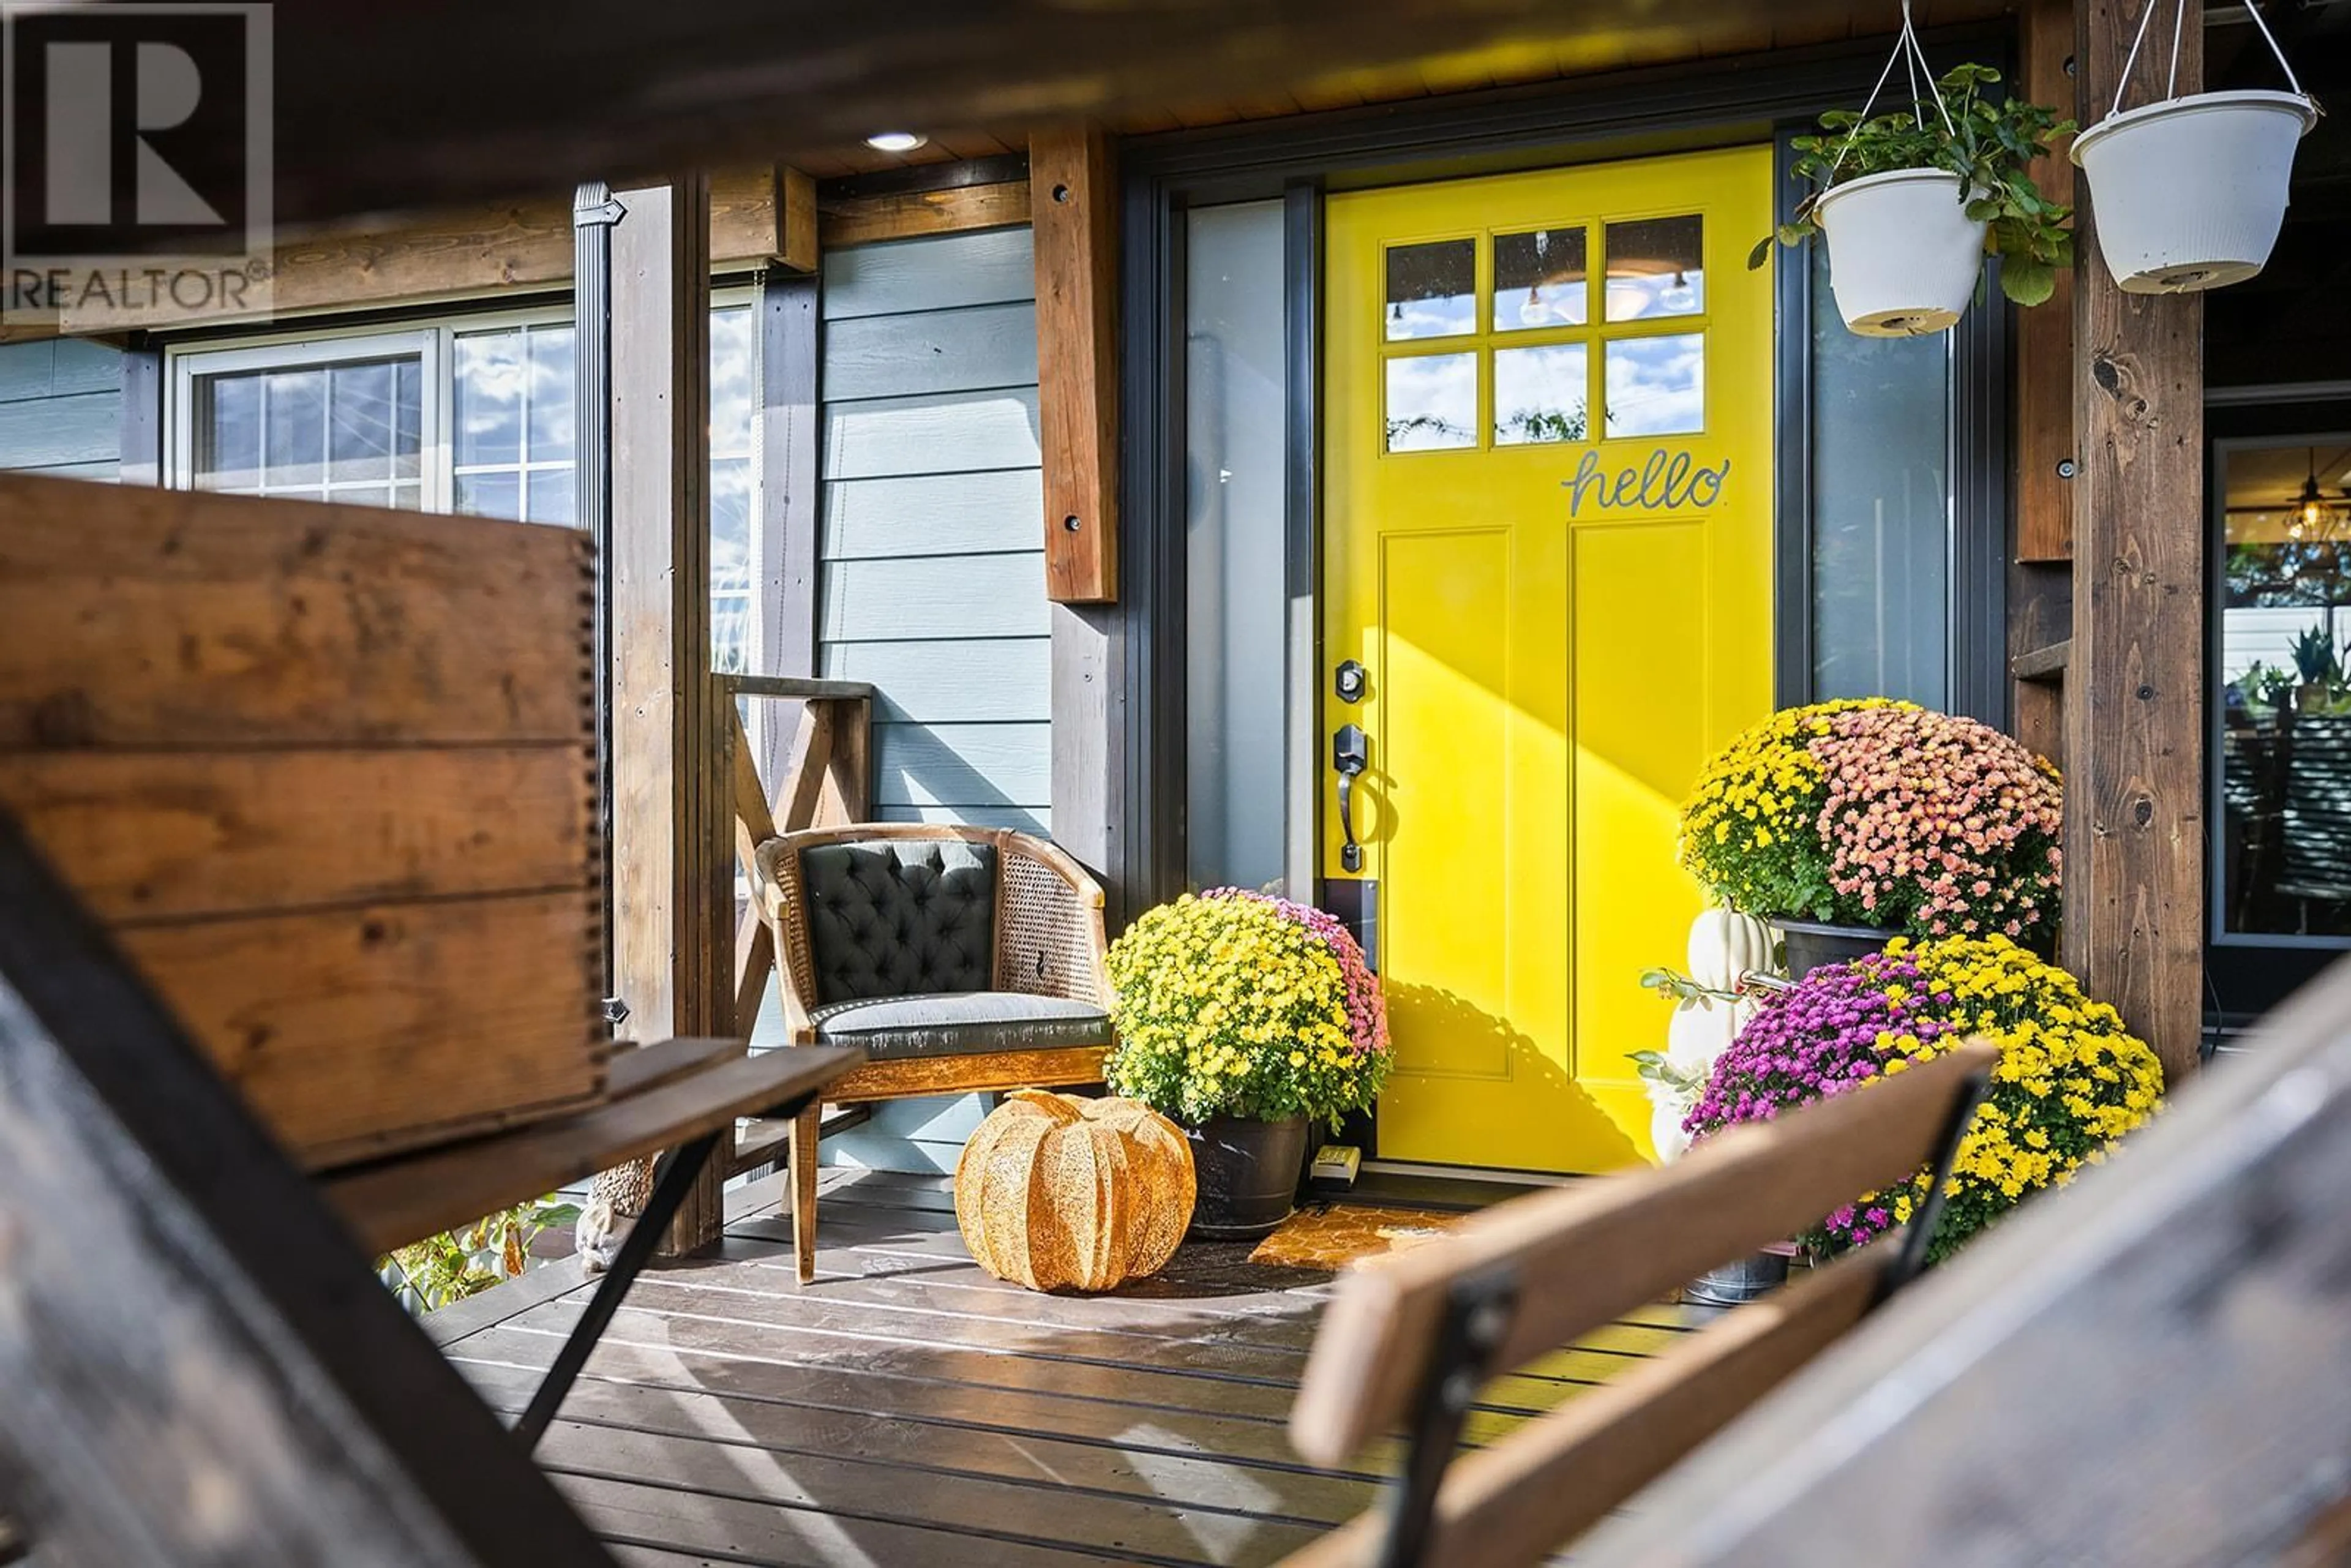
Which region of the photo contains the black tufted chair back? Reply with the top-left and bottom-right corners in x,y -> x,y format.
799,839 -> 999,1004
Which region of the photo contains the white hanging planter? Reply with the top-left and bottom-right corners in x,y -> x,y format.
2072,91 -> 2317,293
2071,0 -> 2317,293
1815,168 -> 1988,337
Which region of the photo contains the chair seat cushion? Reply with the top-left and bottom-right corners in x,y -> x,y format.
809,992 -> 1111,1061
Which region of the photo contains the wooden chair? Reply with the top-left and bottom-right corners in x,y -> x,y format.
1281,1040 -> 1998,1568
754,822 -> 1114,1282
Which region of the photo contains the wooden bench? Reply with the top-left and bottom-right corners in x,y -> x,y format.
1282,1040 -> 1997,1568
0,475 -> 868,1564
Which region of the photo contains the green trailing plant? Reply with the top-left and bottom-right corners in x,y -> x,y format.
1637,965 -> 1745,1014
376,1195 -> 579,1316
1747,64 -> 2076,308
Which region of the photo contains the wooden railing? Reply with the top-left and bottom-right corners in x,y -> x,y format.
722,674 -> 874,1177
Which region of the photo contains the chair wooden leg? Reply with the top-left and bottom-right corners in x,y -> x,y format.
790,1104 -> 822,1286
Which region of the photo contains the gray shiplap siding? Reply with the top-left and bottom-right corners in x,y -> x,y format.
819,226 -> 1050,838
817,225 -> 1053,1174
0,340 -> 122,479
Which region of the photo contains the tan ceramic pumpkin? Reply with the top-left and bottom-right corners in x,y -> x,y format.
954,1090 -> 1196,1291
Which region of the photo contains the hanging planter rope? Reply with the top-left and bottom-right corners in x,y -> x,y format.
1750,2 -> 2075,337
1812,9 -> 1987,336
2071,0 -> 2320,294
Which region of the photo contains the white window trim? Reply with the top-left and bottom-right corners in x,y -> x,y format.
163,290 -> 756,517
167,326 -> 447,505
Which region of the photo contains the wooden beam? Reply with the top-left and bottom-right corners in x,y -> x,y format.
608,175 -> 730,1253
1572,954 -> 2351,1566
778,167 -> 820,274
1032,127 -> 1120,603
2063,0 -> 2205,1084
2011,638 -> 2071,685
2014,0 -> 2078,565
818,179 -> 1032,247
17,166 -> 803,339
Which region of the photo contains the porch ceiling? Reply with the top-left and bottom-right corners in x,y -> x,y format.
195,0 -> 2010,233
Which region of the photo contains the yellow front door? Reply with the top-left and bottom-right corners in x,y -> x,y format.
1325,146 -> 1775,1174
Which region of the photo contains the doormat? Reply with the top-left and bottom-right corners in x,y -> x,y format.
1248,1204 -> 1463,1272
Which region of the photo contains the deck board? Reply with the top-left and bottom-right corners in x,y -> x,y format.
439,1168 -> 1692,1566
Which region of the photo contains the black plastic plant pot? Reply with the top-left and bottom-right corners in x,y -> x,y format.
1774,917 -> 1900,980
1184,1113 -> 1312,1240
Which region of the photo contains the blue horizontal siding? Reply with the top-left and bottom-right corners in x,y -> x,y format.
0,341 -> 122,476
815,226 -> 1051,1175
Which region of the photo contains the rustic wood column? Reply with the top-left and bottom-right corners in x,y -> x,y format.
2065,0 -> 2205,1082
2008,0 -> 2078,773
1035,127 -> 1123,890
610,174 -> 730,1249
1032,126 -> 1120,604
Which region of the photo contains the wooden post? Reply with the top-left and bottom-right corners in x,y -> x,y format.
609,175 -> 730,1251
2065,0 -> 2205,1084
2008,0 -> 2077,771
1032,126 -> 1121,604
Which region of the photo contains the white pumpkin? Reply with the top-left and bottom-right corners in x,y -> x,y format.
1648,909 -> 1774,1164
1650,1099 -> 1693,1165
1687,907 -> 1775,991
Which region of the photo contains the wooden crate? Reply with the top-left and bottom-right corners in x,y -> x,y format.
0,475 -> 606,1169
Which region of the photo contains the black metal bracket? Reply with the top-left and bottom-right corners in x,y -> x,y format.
1876,1064 -> 1996,1304
511,1082 -> 824,1450
1377,1264 -> 1519,1568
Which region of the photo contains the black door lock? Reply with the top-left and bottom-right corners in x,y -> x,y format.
1333,723 -> 1368,873
1335,659 -> 1368,704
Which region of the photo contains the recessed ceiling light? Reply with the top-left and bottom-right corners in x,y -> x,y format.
864,132 -> 928,153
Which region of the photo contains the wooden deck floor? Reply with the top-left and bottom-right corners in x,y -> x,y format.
436,1167 -> 1711,1567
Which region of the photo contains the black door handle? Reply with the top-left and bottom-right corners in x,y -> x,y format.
1333,724 -> 1368,873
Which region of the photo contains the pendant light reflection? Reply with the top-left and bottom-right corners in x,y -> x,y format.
2287,448 -> 2343,541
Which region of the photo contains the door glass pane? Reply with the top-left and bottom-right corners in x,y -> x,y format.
197,373 -> 261,490
1186,200 -> 1291,894
191,353 -> 422,501
456,469 -> 521,519
1386,352 -> 1476,452
1603,332 -> 1704,437
1604,215 -> 1705,321
1494,228 -> 1588,331
527,327 -> 576,464
326,360 -> 397,483
709,303 -> 759,673
1494,343 -> 1590,446
456,321 -> 587,528
2218,437 -> 2351,938
1385,239 -> 1476,341
1808,243 -> 1950,705
453,331 -> 524,467
263,370 -> 326,486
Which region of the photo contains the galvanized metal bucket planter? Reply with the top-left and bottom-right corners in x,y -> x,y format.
1684,1249 -> 1793,1307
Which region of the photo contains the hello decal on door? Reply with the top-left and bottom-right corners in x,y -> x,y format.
1562,448 -> 1731,517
